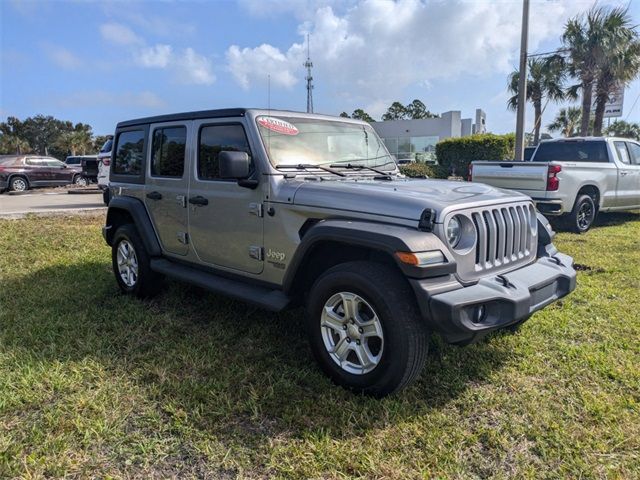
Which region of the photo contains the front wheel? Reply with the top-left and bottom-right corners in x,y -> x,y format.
111,224 -> 163,298
305,261 -> 429,397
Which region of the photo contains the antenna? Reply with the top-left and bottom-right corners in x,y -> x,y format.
304,34 -> 314,113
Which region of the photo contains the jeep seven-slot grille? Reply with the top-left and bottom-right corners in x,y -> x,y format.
471,203 -> 535,270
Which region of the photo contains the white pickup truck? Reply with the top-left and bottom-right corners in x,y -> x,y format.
470,137 -> 640,232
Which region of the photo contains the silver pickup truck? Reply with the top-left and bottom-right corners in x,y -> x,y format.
471,137 -> 640,232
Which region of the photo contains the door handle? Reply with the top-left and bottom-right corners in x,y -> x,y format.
146,191 -> 162,200
620,171 -> 629,176
188,196 -> 209,206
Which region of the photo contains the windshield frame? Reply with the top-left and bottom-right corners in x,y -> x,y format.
254,114 -> 398,173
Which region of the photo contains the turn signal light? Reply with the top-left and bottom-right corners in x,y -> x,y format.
396,250 -> 445,266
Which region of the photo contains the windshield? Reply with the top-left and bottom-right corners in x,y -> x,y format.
256,116 -> 395,171
532,141 -> 609,163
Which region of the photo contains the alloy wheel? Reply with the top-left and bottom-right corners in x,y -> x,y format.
320,292 -> 384,375
116,239 -> 139,287
11,178 -> 27,191
577,201 -> 594,230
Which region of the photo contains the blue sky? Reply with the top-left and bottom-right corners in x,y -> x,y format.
2,0 -> 639,136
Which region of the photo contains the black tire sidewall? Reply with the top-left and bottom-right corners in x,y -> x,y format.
306,262 -> 425,396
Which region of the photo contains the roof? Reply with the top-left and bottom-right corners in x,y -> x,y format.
116,108 -> 248,128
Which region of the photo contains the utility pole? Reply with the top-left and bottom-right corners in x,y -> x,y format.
304,34 -> 314,113
514,0 -> 530,161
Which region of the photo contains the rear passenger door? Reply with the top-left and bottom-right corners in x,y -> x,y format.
144,122 -> 190,256
187,120 -> 264,275
24,158 -> 52,185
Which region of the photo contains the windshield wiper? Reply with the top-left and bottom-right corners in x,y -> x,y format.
275,163 -> 346,177
328,163 -> 394,178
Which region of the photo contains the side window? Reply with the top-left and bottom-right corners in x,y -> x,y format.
151,126 -> 186,177
114,130 -> 145,175
46,159 -> 64,167
614,141 -> 630,165
198,124 -> 252,180
625,142 -> 640,165
26,158 -> 45,166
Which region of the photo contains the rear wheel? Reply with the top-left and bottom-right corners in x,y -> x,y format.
111,224 -> 163,298
9,176 -> 28,192
565,194 -> 596,233
305,261 -> 429,397
73,175 -> 88,186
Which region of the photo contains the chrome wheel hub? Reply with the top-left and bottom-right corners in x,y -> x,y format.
116,240 -> 138,287
320,292 -> 384,375
12,179 -> 26,191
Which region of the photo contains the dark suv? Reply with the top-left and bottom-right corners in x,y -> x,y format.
0,155 -> 83,192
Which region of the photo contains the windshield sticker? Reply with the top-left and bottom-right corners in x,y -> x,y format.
258,117 -> 299,135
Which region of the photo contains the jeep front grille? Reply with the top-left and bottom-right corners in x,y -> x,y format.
471,203 -> 536,271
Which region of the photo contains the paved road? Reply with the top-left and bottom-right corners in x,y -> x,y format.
0,191 -> 106,218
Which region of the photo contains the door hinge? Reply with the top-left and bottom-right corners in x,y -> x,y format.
177,232 -> 189,245
249,202 -> 264,217
249,245 -> 263,261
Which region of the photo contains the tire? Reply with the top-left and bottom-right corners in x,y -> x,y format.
9,176 -> 29,192
111,224 -> 163,298
565,194 -> 596,233
73,175 -> 88,186
305,261 -> 429,397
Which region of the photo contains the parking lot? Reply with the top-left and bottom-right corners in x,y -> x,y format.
0,190 -> 105,218
1,211 -> 638,478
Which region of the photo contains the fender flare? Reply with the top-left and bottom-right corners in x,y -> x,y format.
104,196 -> 162,256
282,219 -> 456,294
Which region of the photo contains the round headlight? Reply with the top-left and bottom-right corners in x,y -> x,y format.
446,216 -> 462,248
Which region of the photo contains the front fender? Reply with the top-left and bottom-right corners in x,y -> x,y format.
282,219 -> 456,294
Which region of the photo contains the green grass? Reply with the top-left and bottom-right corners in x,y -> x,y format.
0,212 -> 639,479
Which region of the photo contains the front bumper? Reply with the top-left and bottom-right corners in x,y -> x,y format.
411,252 -> 576,344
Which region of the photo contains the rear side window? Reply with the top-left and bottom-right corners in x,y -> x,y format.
114,130 -> 145,175
100,138 -> 113,153
625,142 -> 640,165
151,127 -> 186,177
198,124 -> 252,180
533,141 -> 609,163
614,141 -> 630,164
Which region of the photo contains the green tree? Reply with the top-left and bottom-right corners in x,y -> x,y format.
605,120 -> 640,139
339,112 -> 350,118
405,99 -> 438,119
562,7 -> 640,136
547,106 -> 582,137
508,56 -> 565,145
350,109 -> 376,122
56,130 -> 93,156
0,134 -> 31,154
382,101 -> 409,121
92,135 -> 110,153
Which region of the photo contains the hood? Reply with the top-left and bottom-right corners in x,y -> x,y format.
292,177 -> 531,222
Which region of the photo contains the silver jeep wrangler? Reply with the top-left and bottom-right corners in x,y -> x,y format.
103,109 -> 576,397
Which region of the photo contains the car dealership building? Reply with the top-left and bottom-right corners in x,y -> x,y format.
372,108 -> 486,163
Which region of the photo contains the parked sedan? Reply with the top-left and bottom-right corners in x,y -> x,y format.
0,155 -> 84,192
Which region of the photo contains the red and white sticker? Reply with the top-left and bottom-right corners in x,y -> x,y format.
258,116 -> 299,135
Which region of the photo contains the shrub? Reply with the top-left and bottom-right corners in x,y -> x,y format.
435,133 -> 515,178
399,162 -> 437,178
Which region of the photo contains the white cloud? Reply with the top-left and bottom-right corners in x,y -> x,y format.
136,44 -> 173,68
42,43 -> 83,69
100,22 -> 143,46
228,0 -> 595,109
177,48 -> 216,85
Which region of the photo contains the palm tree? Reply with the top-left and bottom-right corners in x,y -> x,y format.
0,134 -> 31,154
56,130 -> 92,156
563,7 -> 640,136
508,56 -> 565,145
605,120 -> 640,140
547,107 -> 582,137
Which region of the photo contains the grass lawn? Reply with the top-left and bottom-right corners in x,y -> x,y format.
0,212 -> 639,479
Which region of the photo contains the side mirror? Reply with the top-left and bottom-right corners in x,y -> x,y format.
219,151 -> 250,179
